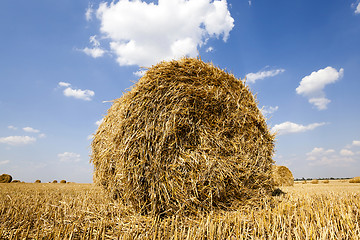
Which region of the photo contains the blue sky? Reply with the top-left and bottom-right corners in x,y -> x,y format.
1,0 -> 360,183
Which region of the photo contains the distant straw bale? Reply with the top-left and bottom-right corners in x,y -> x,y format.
34,180 -> 41,183
60,180 -> 66,184
52,180 -> 58,183
311,179 -> 319,184
11,180 -> 21,183
349,177 -> 360,183
0,174 -> 12,183
272,165 -> 294,186
91,57 -> 275,216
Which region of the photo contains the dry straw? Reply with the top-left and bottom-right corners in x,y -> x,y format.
91,57 -> 275,216
272,165 -> 294,186
311,179 -> 319,184
349,177 -> 360,183
0,174 -> 12,183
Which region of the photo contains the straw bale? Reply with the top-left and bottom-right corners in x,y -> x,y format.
311,179 -> 319,184
34,180 -> 41,183
272,165 -> 294,187
60,180 -> 66,183
0,174 -> 12,183
52,180 -> 58,183
91,57 -> 275,215
349,177 -> 360,183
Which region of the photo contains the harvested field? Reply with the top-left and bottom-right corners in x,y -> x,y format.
1,181 -> 359,239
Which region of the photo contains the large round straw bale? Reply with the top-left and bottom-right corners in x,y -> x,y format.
34,180 -> 41,183
0,174 -> 12,183
91,57 -> 275,215
272,165 -> 294,186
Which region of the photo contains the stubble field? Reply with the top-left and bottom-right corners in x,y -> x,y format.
1,180 -> 360,239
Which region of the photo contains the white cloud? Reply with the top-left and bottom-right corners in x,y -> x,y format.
82,47 -> 106,58
0,136 -> 36,146
355,2 -> 360,14
308,97 -> 331,110
133,70 -> 147,77
81,35 -> 106,58
248,1 -> 252,6
0,160 -> 10,165
246,68 -> 285,84
58,82 -> 71,87
38,133 -> 46,138
352,140 -> 360,147
63,88 -> 95,101
306,147 -> 355,166
23,127 -> 40,133
91,0 -> 234,67
296,66 -> 344,110
261,105 -> 279,116
95,118 -> 104,126
271,121 -> 326,135
206,46 -> 214,52
85,5 -> 94,21
340,149 -> 355,156
58,82 -> 95,101
8,125 -> 17,130
58,152 -> 81,162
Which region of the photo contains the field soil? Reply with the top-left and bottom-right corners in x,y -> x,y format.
1,180 -> 360,239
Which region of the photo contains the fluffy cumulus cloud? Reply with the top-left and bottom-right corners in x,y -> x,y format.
245,68 -> 285,84
23,127 -> 40,133
81,35 -> 106,58
88,0 -> 234,67
0,136 -> 36,146
261,105 -> 279,116
271,121 -> 326,135
85,4 -> 94,21
296,67 -> 344,110
355,2 -> 360,14
58,82 -> 95,101
58,152 -> 81,162
306,146 -> 357,166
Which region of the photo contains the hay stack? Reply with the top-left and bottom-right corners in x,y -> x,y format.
0,174 -> 12,183
349,177 -> 360,183
34,180 -> 41,183
91,57 -> 275,215
52,180 -> 58,183
311,179 -> 319,184
60,180 -> 66,184
272,165 -> 294,186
